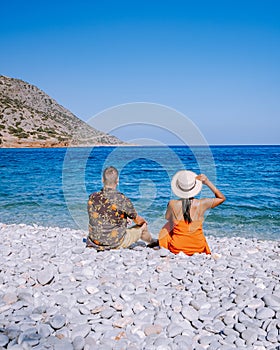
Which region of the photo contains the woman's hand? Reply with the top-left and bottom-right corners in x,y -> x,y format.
196,174 -> 208,184
196,174 -> 226,208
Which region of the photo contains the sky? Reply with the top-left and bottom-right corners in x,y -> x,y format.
1,0 -> 279,145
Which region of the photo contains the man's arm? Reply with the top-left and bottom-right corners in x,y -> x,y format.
123,195 -> 146,226
133,215 -> 146,226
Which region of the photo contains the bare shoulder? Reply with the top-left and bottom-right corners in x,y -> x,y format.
195,198 -> 213,209
168,199 -> 180,207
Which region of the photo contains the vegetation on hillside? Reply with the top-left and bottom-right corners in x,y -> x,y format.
0,76 -> 124,147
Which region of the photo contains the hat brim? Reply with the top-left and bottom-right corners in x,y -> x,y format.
171,170 -> 202,199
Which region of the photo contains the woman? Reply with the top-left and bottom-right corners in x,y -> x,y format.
158,170 -> 226,255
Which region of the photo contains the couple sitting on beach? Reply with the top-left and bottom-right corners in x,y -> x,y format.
86,166 -> 226,256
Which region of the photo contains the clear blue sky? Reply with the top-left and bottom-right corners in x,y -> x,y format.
1,0 -> 279,144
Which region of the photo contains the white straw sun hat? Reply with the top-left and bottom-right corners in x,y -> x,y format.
171,170 -> 202,199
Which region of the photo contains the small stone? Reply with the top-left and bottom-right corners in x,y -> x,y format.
266,330 -> 278,343
30,313 -> 42,321
120,291 -> 134,302
5,327 -> 21,340
71,324 -> 91,339
172,268 -> 186,280
263,294 -> 280,309
18,330 -> 41,347
144,324 -> 163,336
155,316 -> 172,328
133,302 -> 145,313
73,336 -> 85,350
85,284 -> 99,294
79,305 -> 90,315
72,247 -> 84,254
101,307 -> 115,319
113,317 -> 133,328
0,334 -> 9,347
82,266 -> 94,278
84,336 -> 97,348
241,328 -> 258,344
200,335 -> 214,345
223,315 -> 235,325
234,338 -> 246,348
247,298 -> 264,309
55,294 -> 69,306
77,295 -> 91,304
190,300 -> 201,311
58,264 -> 73,274
3,292 -> 18,304
213,320 -> 225,333
49,314 -> 66,330
243,307 -> 256,318
154,337 -> 172,347
167,323 -> 184,338
174,335 -> 193,346
37,324 -> 52,338
191,320 -> 203,330
54,338 -> 74,350
91,305 -> 106,314
18,291 -> 34,304
7,344 -> 26,350
159,248 -> 170,257
256,307 -> 275,320
225,333 -> 239,345
37,267 -> 55,285
266,319 -> 278,332
234,322 -> 246,333
223,327 -> 239,338
181,305 -> 199,322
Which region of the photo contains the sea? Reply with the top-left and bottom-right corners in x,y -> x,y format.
0,145 -> 279,241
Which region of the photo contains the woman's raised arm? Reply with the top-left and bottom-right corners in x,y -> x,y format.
196,174 -> 226,209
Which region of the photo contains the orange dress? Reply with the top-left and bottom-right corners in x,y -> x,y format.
158,204 -> 211,256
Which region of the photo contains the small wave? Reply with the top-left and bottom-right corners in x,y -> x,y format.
2,201 -> 42,209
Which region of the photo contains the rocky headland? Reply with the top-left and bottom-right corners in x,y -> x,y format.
0,76 -> 125,148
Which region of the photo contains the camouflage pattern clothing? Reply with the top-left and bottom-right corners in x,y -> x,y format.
87,187 -> 137,250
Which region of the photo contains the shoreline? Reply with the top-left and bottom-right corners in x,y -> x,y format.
1,144 -> 280,149
0,222 -> 279,349
0,143 -> 131,149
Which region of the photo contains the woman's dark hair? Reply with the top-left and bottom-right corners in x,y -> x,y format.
182,198 -> 192,223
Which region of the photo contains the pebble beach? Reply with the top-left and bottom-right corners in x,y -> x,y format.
0,223 -> 279,350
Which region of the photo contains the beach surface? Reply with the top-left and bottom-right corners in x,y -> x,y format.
0,223 -> 279,350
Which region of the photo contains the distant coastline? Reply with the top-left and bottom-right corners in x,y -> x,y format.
0,141 -> 132,149
1,143 -> 279,149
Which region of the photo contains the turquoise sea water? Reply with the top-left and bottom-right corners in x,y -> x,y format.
0,145 -> 279,241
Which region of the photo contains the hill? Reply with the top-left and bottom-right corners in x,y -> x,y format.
0,76 -> 124,147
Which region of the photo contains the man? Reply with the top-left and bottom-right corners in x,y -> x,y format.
86,166 -> 153,250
